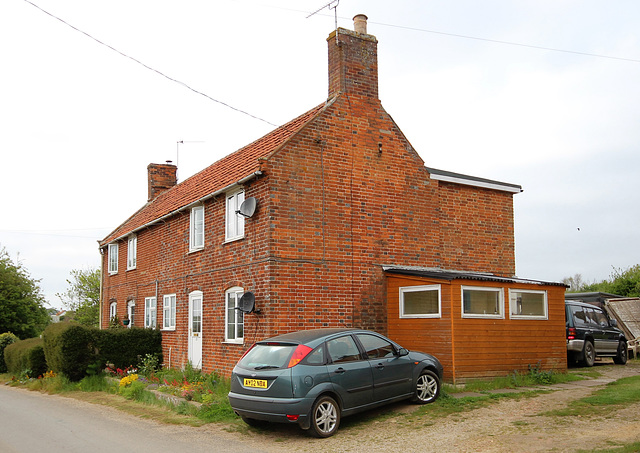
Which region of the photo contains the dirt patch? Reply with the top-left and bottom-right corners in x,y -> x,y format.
235,360 -> 640,453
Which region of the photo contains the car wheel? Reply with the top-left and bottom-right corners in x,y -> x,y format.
583,340 -> 595,367
613,341 -> 628,365
308,396 -> 340,438
413,369 -> 440,404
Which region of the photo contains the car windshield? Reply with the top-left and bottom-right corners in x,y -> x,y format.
239,344 -> 296,370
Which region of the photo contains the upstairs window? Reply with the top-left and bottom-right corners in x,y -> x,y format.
225,287 -> 244,343
190,205 -> 204,251
144,297 -> 157,328
163,294 -> 176,330
399,285 -> 441,318
225,190 -> 245,241
127,235 -> 137,270
509,290 -> 547,319
462,286 -> 504,319
108,243 -> 118,274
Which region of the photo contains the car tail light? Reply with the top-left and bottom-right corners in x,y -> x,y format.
567,327 -> 576,340
286,414 -> 300,421
287,344 -> 313,368
239,344 -> 256,361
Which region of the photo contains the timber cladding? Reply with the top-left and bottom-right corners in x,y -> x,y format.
386,274 -> 567,383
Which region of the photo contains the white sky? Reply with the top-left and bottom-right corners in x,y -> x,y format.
1,0 -> 639,308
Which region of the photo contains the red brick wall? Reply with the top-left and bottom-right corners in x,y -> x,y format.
437,181 -> 516,276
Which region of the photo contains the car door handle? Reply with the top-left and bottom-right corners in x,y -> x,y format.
376,363 -> 385,370
334,367 -> 346,374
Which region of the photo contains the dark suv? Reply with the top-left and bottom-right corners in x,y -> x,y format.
565,300 -> 627,366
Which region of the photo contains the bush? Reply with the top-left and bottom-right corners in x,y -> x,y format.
4,337 -> 47,377
95,327 -> 162,370
42,323 -> 162,381
42,323 -> 97,381
0,332 -> 19,373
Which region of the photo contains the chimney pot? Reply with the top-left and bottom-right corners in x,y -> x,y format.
353,14 -> 368,34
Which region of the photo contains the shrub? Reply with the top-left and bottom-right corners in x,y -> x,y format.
4,337 -> 47,377
42,323 -> 96,381
0,332 -> 19,373
95,328 -> 162,370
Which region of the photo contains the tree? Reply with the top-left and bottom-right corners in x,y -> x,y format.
0,246 -> 50,338
562,273 -> 586,293
582,265 -> 640,297
57,268 -> 101,327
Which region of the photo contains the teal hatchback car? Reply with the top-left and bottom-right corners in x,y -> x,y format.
228,328 -> 443,437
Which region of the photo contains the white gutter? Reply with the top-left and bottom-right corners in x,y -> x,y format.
106,170 -> 262,244
429,173 -> 522,193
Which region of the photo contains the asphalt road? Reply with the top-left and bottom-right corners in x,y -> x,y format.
0,385 -> 267,453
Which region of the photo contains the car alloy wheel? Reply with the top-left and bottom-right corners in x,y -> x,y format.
414,369 -> 440,404
309,396 -> 340,438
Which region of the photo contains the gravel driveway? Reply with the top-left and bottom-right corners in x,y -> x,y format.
229,360 -> 640,453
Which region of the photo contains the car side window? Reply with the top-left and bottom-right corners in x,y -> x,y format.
327,336 -> 362,363
304,345 -> 325,365
585,308 -> 600,327
594,309 -> 609,327
356,334 -> 396,359
570,306 -> 589,328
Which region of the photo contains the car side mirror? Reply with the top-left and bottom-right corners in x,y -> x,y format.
611,319 -> 617,327
398,348 -> 409,357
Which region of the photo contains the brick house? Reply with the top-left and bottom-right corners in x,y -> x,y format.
99,16 -> 566,381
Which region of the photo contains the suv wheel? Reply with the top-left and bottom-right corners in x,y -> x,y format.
613,340 -> 628,365
583,340 -> 595,367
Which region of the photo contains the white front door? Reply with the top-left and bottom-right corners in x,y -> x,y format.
188,291 -> 203,369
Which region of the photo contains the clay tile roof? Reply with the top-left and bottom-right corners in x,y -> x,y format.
100,101 -> 328,246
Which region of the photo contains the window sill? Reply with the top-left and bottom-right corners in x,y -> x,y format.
223,236 -> 244,245
161,327 -> 176,332
461,314 -> 504,319
188,247 -> 204,254
223,340 -> 244,345
400,314 -> 442,319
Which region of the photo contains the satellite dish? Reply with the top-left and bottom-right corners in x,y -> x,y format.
237,197 -> 257,218
237,292 -> 256,313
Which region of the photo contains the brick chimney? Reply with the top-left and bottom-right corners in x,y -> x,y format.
147,162 -> 177,201
328,14 -> 378,100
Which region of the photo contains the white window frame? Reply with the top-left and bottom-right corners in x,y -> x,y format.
461,286 -> 505,319
127,300 -> 135,328
108,243 -> 118,274
127,235 -> 137,270
144,297 -> 157,328
190,205 -> 205,251
224,287 -> 244,344
508,289 -> 548,320
225,189 -> 245,242
399,285 -> 442,318
109,301 -> 117,320
163,294 -> 176,330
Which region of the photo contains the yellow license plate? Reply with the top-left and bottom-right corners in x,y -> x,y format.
244,378 -> 267,389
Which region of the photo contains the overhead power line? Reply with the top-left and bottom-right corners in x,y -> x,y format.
22,0 -> 278,127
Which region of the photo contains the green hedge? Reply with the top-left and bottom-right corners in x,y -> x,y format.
42,323 -> 162,381
0,332 -> 19,373
4,337 -> 47,377
95,327 -> 163,370
43,323 -> 97,381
